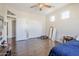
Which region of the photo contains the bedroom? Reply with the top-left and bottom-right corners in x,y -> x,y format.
0,3 -> 79,56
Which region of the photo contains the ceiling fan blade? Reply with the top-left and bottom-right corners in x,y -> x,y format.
30,3 -> 55,11
44,5 -> 52,8
47,6 -> 52,8
30,5 -> 37,8
44,5 -> 55,8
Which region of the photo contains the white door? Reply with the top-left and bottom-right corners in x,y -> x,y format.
7,18 -> 12,39
26,20 -> 42,38
7,17 -> 16,39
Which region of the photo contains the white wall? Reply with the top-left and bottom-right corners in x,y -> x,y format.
16,11 -> 46,41
0,4 -> 47,41
0,4 -> 7,43
47,4 -> 79,41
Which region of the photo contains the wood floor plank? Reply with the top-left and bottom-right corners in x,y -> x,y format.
10,38 -> 54,56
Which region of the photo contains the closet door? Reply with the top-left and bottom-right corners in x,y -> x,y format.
26,20 -> 42,38
16,19 -> 28,41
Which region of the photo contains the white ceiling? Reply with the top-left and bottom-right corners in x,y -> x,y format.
2,3 -> 69,15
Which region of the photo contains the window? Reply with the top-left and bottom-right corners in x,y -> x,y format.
61,11 -> 70,19
50,16 -> 55,22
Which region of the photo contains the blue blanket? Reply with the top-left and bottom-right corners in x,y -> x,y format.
49,40 -> 79,56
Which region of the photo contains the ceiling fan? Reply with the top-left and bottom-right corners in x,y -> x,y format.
30,3 -> 55,11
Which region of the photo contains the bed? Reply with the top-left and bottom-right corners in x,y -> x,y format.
49,40 -> 79,56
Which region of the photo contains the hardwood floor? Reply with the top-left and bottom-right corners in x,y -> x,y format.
10,38 -> 55,56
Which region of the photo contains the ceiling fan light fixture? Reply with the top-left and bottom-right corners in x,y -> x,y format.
39,4 -> 43,8
30,3 -> 54,11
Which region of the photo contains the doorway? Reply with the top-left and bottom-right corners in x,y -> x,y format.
12,20 -> 16,39
7,16 -> 16,55
7,17 -> 16,39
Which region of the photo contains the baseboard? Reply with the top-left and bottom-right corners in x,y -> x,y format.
16,36 -> 45,42
16,39 -> 27,42
8,37 -> 16,39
